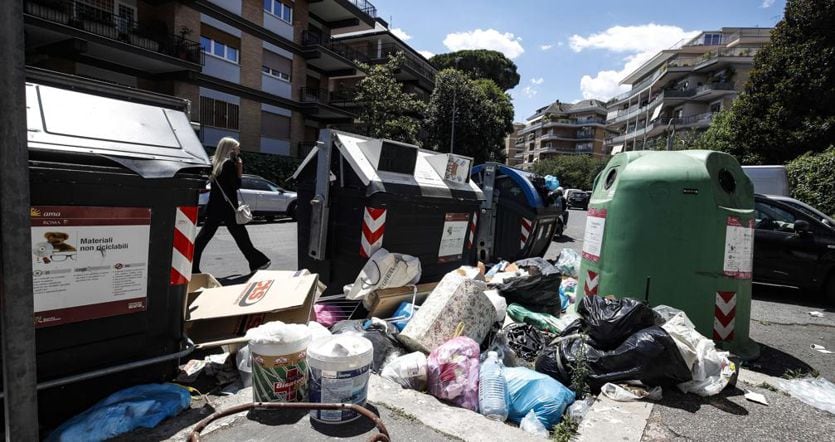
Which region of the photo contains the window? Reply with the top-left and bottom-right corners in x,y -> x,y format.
755,201 -> 797,232
710,100 -> 722,113
261,112 -> 291,140
200,36 -> 239,63
200,96 -> 239,130
243,177 -> 273,191
116,3 -> 136,34
264,0 -> 293,23
703,33 -> 722,46
262,50 -> 292,82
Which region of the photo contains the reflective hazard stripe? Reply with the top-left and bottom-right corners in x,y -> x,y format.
713,291 -> 737,341
360,207 -> 386,258
466,212 -> 478,249
520,217 -> 532,249
584,270 -> 599,296
171,206 -> 198,285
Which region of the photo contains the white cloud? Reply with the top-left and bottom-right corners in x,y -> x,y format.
530,77 -> 544,85
443,28 -> 525,59
522,86 -> 538,98
570,24 -> 700,100
761,0 -> 775,7
557,41 -> 564,47
540,44 -> 553,51
417,50 -> 435,59
390,27 -> 412,41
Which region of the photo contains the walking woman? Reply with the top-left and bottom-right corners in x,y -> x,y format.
192,137 -> 271,274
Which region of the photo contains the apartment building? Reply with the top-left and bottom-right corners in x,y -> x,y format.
504,123 -> 525,167
514,99 -> 608,170
605,27 -> 772,154
22,0 -> 384,158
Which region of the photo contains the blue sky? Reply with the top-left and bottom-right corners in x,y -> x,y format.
369,0 -> 786,122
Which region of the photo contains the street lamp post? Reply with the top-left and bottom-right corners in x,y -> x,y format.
449,57 -> 462,154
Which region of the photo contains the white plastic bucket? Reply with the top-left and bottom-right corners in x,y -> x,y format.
247,322 -> 312,403
307,335 -> 374,423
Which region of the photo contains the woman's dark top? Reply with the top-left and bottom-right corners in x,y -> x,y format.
207,159 -> 242,219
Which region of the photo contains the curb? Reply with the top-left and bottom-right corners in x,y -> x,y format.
576,395 -> 653,442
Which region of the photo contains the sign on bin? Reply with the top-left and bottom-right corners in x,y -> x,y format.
582,208 -> 607,262
438,213 -> 469,263
30,206 -> 151,327
723,217 -> 754,279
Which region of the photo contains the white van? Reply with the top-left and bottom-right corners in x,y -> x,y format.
742,165 -> 790,196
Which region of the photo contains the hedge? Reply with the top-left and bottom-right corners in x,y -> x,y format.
786,146 -> 835,217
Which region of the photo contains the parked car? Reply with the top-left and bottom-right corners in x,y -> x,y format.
198,174 -> 297,222
753,194 -> 835,304
566,188 -> 590,210
764,194 -> 834,228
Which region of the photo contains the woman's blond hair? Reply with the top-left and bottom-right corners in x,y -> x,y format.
211,137 -> 240,179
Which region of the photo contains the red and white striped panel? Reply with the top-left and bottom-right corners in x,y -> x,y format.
170,206 -> 198,285
713,291 -> 737,341
466,211 -> 478,249
584,270 -> 599,296
360,207 -> 387,258
520,217 -> 532,249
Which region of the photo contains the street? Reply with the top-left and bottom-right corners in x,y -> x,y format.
198,210 -> 835,441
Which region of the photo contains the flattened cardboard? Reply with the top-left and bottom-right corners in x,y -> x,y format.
185,270 -> 319,343
362,282 -> 437,319
185,273 -> 222,320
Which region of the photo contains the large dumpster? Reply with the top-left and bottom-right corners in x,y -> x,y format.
15,70 -> 210,424
294,130 -> 484,295
577,150 -> 759,359
471,163 -> 561,263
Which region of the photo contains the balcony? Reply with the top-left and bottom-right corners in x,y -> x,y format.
368,43 -> 437,86
302,30 -> 368,73
664,112 -> 715,127
298,87 -> 355,120
576,131 -> 595,140
308,0 -> 377,30
694,47 -> 759,70
24,0 -> 202,73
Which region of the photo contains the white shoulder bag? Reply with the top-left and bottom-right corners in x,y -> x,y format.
213,176 -> 253,225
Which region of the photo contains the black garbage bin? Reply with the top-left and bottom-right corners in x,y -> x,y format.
471,163 -> 561,263
12,72 -> 210,426
294,130 -> 484,295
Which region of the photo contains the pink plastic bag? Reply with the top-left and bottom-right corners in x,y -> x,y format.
314,303 -> 343,328
427,337 -> 480,411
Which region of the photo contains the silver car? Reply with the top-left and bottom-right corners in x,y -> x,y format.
198,174 -> 298,222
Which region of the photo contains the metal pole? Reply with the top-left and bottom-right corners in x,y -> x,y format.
0,0 -> 40,438
449,88 -> 456,154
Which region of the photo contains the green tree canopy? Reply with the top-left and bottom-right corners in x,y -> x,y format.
422,69 -> 514,163
430,50 -> 521,90
531,155 -> 608,191
710,0 -> 835,164
354,52 -> 425,144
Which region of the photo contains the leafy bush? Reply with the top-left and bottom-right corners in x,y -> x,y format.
787,147 -> 835,217
531,155 -> 609,191
206,147 -> 301,190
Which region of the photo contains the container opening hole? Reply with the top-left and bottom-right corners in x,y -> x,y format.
604,169 -> 617,190
718,169 -> 736,194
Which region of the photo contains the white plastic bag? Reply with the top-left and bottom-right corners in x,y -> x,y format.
774,377 -> 835,414
236,345 -> 252,387
346,248 -> 421,300
555,249 -> 580,278
659,309 -> 734,397
484,289 -> 508,323
519,409 -> 549,437
381,351 -> 428,391
601,383 -> 662,401
566,396 -> 595,423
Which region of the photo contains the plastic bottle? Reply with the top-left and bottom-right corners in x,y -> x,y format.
478,351 -> 509,421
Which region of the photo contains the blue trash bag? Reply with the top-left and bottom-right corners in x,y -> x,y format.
505,367 -> 575,429
392,302 -> 415,331
47,383 -> 191,442
544,175 -> 560,191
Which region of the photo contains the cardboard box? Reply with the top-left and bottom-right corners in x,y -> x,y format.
362,282 -> 438,319
185,270 -> 320,343
185,273 -> 222,320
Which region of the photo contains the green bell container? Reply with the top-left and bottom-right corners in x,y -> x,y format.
577,150 -> 759,360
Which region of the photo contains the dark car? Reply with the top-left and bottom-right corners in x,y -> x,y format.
753,194 -> 835,304
566,189 -> 590,210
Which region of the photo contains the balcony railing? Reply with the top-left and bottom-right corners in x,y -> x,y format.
576,131 -> 595,139
695,82 -> 735,94
299,87 -> 330,103
695,47 -> 760,68
663,112 -> 715,126
347,0 -> 377,18
303,30 -> 369,64
25,0 -> 202,65
369,43 -> 436,83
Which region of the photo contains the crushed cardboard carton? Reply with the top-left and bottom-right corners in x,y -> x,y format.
362,282 -> 438,319
185,270 -> 321,343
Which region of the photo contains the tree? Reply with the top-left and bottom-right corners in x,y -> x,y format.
786,146 -> 835,217
354,52 -> 425,144
422,69 -> 514,163
531,155 -> 608,191
713,0 -> 835,164
430,50 -> 520,90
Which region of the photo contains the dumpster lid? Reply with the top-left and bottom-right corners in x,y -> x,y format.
26,83 -> 210,178
471,163 -> 545,207
294,131 -> 483,199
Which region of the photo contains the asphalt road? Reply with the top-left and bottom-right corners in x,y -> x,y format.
198,210 -> 835,441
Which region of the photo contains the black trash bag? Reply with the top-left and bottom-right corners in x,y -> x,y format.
503,323 -> 557,364
331,319 -> 404,372
577,296 -> 659,350
496,258 -> 563,315
534,326 -> 692,391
